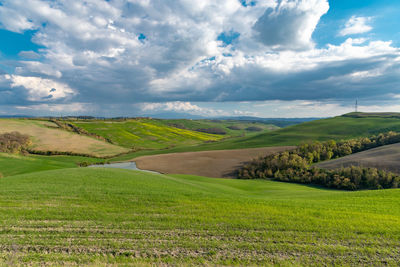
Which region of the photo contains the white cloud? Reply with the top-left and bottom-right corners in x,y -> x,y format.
15,103 -> 87,113
253,0 -> 329,50
0,0 -> 399,116
5,75 -> 76,101
339,16 -> 373,36
141,101 -> 228,116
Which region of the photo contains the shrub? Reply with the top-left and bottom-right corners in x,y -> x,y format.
196,128 -> 227,135
168,123 -> 187,129
0,131 -> 31,154
227,126 -> 241,130
78,161 -> 90,167
245,126 -> 263,132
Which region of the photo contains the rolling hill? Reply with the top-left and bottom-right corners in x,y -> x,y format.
68,118 -> 277,150
105,112 -> 400,161
0,119 -> 129,157
0,167 -> 399,265
179,112 -> 400,150
0,152 -> 104,177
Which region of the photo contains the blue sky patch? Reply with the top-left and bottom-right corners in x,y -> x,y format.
0,29 -> 43,60
217,31 -> 240,46
138,33 -> 146,42
240,0 -> 256,7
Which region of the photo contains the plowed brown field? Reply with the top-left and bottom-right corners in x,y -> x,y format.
135,146 -> 295,178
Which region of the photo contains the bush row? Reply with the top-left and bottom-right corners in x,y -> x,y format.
27,149 -> 97,158
195,128 -> 227,135
237,131 -> 400,190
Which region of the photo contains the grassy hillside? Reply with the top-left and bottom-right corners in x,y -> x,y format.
0,119 -> 129,157
158,119 -> 278,136
0,153 -> 104,177
0,168 -> 398,265
109,113 -> 400,161
317,142 -> 400,174
176,113 -> 400,150
69,118 -> 276,150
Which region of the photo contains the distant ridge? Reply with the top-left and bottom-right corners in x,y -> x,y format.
216,116 -> 322,127
343,112 -> 400,118
0,115 -> 34,118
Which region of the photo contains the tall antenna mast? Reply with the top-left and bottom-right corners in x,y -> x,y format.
355,99 -> 358,113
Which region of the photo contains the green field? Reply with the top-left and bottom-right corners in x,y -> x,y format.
158,118 -> 278,136
0,168 -> 398,265
69,118 -> 277,150
0,153 -> 104,177
6,113 -> 400,162
1,113 -> 400,265
108,114 -> 400,161
173,114 -> 400,150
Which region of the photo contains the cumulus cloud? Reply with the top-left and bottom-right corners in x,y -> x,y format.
141,101 -> 228,116
339,16 -> 373,36
253,0 -> 329,50
0,0 -> 398,116
5,75 -> 76,101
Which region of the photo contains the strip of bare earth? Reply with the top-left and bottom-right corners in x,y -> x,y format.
134,146 -> 295,178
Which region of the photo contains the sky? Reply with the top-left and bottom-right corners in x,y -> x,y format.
0,0 -> 400,118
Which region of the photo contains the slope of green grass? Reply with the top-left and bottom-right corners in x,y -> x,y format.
0,168 -> 399,265
70,119 -> 226,150
179,114 -> 400,149
158,119 -> 278,136
109,113 -> 400,161
69,118 -> 278,150
0,153 -> 104,177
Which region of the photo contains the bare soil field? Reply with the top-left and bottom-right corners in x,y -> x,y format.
0,119 -> 129,157
317,143 -> 400,173
135,146 -> 295,178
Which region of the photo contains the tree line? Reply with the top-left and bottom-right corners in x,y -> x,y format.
237,131 -> 400,190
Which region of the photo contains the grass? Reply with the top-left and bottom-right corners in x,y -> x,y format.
0,168 -> 399,265
107,113 -> 400,161
240,114 -> 400,146
70,118 -> 277,150
70,119 -> 225,149
0,153 -> 104,177
0,119 -> 129,157
158,118 -> 278,136
3,113 -> 400,161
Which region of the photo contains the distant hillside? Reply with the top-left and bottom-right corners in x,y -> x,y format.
171,112 -> 400,151
69,118 -> 278,150
216,116 -> 322,127
0,119 -> 129,157
343,112 -> 400,118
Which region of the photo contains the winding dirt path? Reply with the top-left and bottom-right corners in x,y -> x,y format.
135,146 -> 294,178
